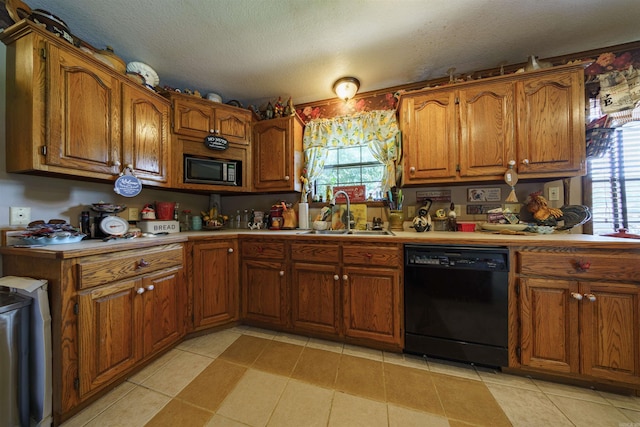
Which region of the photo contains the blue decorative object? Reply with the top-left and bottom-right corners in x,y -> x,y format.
114,167 -> 142,197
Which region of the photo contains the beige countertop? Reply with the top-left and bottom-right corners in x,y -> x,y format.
2,227 -> 640,259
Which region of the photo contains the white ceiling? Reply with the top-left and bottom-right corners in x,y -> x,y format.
18,0 -> 640,107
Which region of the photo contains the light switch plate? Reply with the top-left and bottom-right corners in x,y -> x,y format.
548,187 -> 560,201
407,206 -> 416,218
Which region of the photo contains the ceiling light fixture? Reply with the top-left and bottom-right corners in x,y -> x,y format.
333,77 -> 360,102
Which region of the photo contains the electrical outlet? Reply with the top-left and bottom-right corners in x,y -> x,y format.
548,187 -> 560,201
454,204 -> 463,216
407,206 -> 416,218
10,207 -> 31,226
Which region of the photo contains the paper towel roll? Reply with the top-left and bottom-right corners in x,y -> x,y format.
298,203 -> 309,229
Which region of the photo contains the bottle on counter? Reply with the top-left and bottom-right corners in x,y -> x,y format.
235,210 -> 241,229
242,209 -> 249,229
80,211 -> 91,239
173,202 -> 180,221
180,210 -> 191,231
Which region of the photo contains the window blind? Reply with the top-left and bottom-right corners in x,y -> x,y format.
588,124 -> 640,235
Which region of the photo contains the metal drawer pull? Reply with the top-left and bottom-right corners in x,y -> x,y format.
228,248 -> 234,253
334,275 -> 339,281
137,259 -> 150,269
571,292 -> 583,300
136,287 -> 145,294
584,293 -> 596,302
145,285 -> 154,291
279,270 -> 285,276
343,275 -> 348,281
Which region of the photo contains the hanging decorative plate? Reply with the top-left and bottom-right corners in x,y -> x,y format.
114,166 -> 142,197
99,215 -> 129,236
126,61 -> 159,88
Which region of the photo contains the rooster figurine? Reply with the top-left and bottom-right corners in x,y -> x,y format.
525,192 -> 591,230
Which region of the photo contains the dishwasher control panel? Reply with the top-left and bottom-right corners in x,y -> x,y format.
405,245 -> 509,271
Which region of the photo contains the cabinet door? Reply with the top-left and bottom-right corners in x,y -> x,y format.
172,97 -> 215,138
400,90 -> 457,183
215,106 -> 251,145
242,259 -> 287,326
459,82 -> 515,177
141,267 -> 184,357
78,279 -> 141,397
122,83 -> 170,185
519,277 -> 579,374
46,43 -> 121,177
252,117 -> 303,192
291,262 -> 341,335
192,240 -> 239,330
342,265 -> 401,346
515,68 -> 585,176
580,282 -> 640,384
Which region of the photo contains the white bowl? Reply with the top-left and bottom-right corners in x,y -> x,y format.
206,93 -> 222,103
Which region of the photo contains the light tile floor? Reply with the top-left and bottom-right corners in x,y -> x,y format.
61,326 -> 640,427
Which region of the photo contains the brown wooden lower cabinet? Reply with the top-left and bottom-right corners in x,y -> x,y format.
242,236 -> 403,350
517,249 -> 640,387
190,240 -> 239,331
78,266 -> 183,397
343,265 -> 401,345
240,239 -> 288,327
291,261 -> 341,335
0,242 -> 185,425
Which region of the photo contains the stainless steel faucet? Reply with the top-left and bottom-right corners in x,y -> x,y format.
331,190 -> 351,232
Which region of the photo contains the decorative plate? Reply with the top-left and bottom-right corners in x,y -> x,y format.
20,234 -> 85,245
481,223 -> 528,232
100,216 -> 129,236
126,61 -> 159,87
91,203 -> 126,213
6,0 -> 32,23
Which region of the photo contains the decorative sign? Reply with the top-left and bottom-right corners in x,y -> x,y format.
468,187 -> 501,202
113,173 -> 142,197
416,190 -> 451,203
204,135 -> 229,151
332,185 -> 366,203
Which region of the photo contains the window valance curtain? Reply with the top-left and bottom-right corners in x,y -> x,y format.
302,110 -> 400,192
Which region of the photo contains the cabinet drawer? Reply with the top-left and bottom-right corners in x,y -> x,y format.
343,244 -> 402,267
518,251 -> 640,282
291,243 -> 339,263
77,244 -> 183,289
241,240 -> 286,260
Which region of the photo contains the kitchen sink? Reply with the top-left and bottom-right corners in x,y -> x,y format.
299,230 -> 348,235
346,230 -> 395,236
299,229 -> 394,236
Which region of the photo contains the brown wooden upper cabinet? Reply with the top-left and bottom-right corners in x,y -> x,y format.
168,92 -> 252,145
252,115 -> 304,192
399,63 -> 586,185
1,20 -> 171,186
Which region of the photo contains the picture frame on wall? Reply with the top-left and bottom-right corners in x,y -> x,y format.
468,188 -> 501,202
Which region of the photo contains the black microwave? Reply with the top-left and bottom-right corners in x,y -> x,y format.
184,156 -> 240,186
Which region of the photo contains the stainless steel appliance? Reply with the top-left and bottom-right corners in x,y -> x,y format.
404,244 -> 510,367
0,291 -> 31,427
184,155 -> 240,186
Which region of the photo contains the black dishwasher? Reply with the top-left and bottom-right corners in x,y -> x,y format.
404,244 -> 510,367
